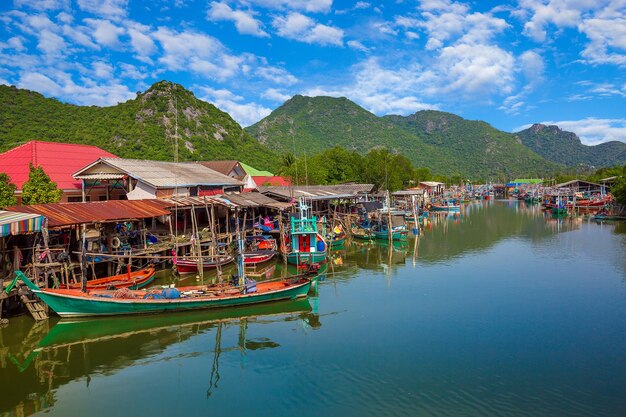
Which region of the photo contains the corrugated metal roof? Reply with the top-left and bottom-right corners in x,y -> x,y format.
258,184 -> 374,201
0,141 -> 117,190
74,158 -> 244,188
5,200 -> 171,227
77,173 -> 126,180
160,193 -> 291,210
198,160 -> 240,176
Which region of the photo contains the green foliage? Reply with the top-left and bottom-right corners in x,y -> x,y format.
21,164 -> 62,205
0,82 -> 277,171
0,173 -> 17,208
246,96 -> 562,179
612,176 -> 626,206
515,124 -> 626,168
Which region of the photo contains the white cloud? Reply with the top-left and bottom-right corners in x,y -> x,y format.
0,36 -> 27,52
84,19 -> 125,47
518,0 -> 626,66
17,70 -> 135,106
14,0 -> 70,11
152,27 -> 243,80
304,58 -> 438,115
77,0 -> 128,18
519,50 -> 545,86
272,12 -> 343,46
256,66 -> 298,85
37,29 -> 67,55
128,24 -> 157,58
60,23 -> 99,49
92,61 -> 113,79
196,86 -> 272,126
517,118 -> 626,145
347,39 -> 370,51
433,43 -> 516,96
207,2 -> 269,37
120,62 -> 148,80
262,87 -> 292,102
242,0 -> 333,13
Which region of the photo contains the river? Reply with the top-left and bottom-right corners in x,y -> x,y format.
1,201 -> 625,416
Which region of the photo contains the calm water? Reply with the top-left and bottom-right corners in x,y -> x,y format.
1,201 -> 625,417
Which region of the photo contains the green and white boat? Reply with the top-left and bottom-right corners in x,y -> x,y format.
286,199 -> 327,265
16,270 -> 314,318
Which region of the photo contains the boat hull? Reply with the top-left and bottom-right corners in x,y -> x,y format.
24,277 -> 312,318
174,255 -> 235,274
373,230 -> 408,241
286,252 -> 327,265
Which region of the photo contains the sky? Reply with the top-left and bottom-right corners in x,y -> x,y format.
0,0 -> 625,145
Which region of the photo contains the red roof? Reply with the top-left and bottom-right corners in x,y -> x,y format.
252,176 -> 292,187
0,141 -> 118,191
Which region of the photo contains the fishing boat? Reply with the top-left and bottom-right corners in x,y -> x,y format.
351,223 -> 373,240
16,269 -> 316,318
429,202 -> 460,211
286,199 -> 327,265
173,254 -> 235,274
242,250 -> 275,265
326,225 -> 346,248
372,224 -> 408,241
60,266 -> 156,290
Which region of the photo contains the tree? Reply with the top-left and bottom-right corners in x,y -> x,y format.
0,173 -> 17,208
21,163 -> 63,205
611,176 -> 626,206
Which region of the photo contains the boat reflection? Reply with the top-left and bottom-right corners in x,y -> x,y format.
0,298 -> 319,416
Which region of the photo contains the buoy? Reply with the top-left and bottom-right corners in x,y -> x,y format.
111,237 -> 121,248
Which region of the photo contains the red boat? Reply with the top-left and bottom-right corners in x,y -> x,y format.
60,266 -> 156,290
243,250 -> 276,265
174,255 -> 235,274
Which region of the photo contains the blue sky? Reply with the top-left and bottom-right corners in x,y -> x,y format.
0,0 -> 625,145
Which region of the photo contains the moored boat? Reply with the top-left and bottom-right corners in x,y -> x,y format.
16,269 -> 315,318
286,199 -> 327,265
60,266 -> 156,290
173,254 -> 235,274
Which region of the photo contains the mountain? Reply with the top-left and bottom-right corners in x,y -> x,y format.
0,81 -> 276,170
246,95 -> 561,178
384,110 -> 560,178
514,124 -> 626,168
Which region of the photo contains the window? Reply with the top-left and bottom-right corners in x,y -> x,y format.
68,196 -> 89,202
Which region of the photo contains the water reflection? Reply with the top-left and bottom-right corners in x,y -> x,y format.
0,299 -> 319,416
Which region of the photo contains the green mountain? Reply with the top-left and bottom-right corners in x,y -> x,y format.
0,81 -> 276,170
384,110 -> 560,178
246,95 -> 560,178
514,124 -> 626,168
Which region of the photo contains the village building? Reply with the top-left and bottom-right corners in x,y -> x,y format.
200,160 -> 291,189
73,158 -> 244,201
0,141 -> 118,203
414,181 -> 446,196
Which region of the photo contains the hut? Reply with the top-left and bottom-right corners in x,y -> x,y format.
73,158 -> 244,201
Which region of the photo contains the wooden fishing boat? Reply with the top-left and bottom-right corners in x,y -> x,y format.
429,203 -> 460,212
243,250 -> 275,265
174,254 -> 235,274
351,224 -> 373,240
327,233 -> 346,248
60,266 -> 156,290
16,270 -> 315,318
372,226 -> 408,241
286,199 -> 327,265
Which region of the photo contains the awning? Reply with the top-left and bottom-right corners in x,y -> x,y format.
4,200 -> 171,228
0,210 -> 45,237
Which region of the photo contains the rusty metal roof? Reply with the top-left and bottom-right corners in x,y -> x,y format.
5,200 -> 172,227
